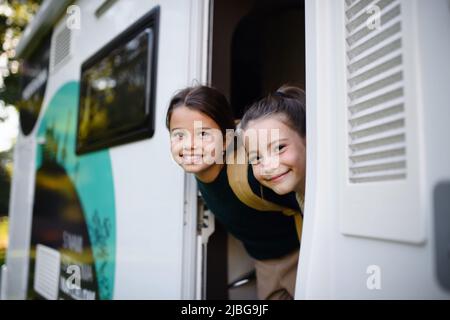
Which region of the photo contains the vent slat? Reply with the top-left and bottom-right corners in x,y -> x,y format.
347,22 -> 401,60
350,160 -> 406,174
346,0 -> 360,7
346,0 -> 377,20
346,5 -> 401,46
349,119 -> 404,140
350,174 -> 406,183
350,147 -> 405,163
51,26 -> 72,72
349,88 -> 403,114
348,72 -> 402,100
349,104 -> 404,127
348,55 -> 402,87
348,39 -> 401,74
349,134 -> 405,152
346,0 -> 396,33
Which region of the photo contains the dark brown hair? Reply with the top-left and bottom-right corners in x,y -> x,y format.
240,85 -> 306,138
166,86 -> 236,136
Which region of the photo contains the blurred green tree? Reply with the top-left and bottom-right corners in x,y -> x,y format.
0,0 -> 42,115
0,0 -> 42,219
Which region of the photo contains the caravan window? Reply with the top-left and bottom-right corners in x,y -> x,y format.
18,34 -> 51,136
76,7 -> 159,154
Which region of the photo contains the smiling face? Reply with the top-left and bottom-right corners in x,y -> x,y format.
169,106 -> 225,179
244,115 -> 306,196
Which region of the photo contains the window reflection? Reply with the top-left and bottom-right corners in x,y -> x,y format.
18,34 -> 51,136
77,26 -> 155,154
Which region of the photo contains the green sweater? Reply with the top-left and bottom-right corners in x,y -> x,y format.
196,165 -> 300,260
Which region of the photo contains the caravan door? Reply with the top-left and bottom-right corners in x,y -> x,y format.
84,0 -> 211,299
5,0 -> 210,300
299,0 -> 450,299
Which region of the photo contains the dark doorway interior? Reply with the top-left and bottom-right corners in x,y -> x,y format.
207,0 -> 305,300
212,0 -> 305,118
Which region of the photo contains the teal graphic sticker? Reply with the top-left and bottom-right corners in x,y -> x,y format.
32,81 -> 116,300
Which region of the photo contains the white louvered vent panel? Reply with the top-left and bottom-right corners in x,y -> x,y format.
51,25 -> 72,73
34,245 -> 61,300
345,0 -> 407,184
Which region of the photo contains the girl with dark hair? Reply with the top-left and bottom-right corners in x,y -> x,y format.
166,85 -> 301,300
240,85 -> 307,211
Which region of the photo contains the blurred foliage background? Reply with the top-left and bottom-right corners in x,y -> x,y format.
0,0 -> 42,263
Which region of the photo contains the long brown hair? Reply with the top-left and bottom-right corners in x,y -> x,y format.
166,86 -> 236,136
240,85 -> 306,138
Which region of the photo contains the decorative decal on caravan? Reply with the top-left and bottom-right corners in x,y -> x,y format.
28,82 -> 116,300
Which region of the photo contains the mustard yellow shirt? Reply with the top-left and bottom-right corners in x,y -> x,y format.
296,193 -> 305,214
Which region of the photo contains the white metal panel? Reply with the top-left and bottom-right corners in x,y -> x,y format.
339,0 -> 425,244
33,245 -> 61,300
39,0 -> 206,299
297,0 -> 450,299
415,0 -> 450,295
6,0 -> 205,299
4,136 -> 36,300
74,0 -> 206,299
